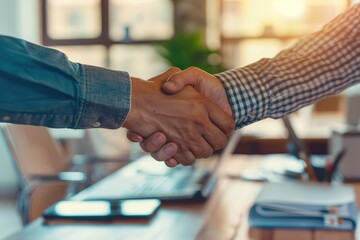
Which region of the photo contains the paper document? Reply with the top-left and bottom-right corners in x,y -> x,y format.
249,182 -> 358,230
256,182 -> 354,206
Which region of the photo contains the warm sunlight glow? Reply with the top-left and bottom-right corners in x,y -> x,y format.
274,0 -> 306,19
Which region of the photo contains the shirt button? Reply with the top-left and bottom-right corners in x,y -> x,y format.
92,121 -> 101,128
2,116 -> 11,122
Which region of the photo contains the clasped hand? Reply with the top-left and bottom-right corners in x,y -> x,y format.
123,67 -> 235,166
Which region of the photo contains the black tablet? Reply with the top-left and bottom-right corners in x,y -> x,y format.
43,199 -> 161,221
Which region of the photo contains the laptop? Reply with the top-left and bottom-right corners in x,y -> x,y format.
74,131 -> 241,203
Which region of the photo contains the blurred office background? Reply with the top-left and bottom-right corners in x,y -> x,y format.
0,0 -> 359,238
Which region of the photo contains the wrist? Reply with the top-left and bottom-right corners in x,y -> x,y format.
123,77 -> 142,129
123,77 -> 158,131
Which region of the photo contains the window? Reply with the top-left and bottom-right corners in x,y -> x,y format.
216,0 -> 348,68
41,0 -> 174,77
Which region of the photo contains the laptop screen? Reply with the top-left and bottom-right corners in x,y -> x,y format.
200,130 -> 242,196
212,130 -> 242,176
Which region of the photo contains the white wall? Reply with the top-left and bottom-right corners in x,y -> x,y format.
0,127 -> 19,197
0,0 -> 40,43
0,0 -> 40,197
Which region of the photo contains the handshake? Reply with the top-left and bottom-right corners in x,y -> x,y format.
123,67 -> 235,167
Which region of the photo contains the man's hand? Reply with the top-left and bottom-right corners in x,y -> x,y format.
163,67 -> 232,116
123,67 -> 234,166
127,67 -> 233,166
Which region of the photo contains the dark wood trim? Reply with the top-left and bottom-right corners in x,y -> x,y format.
40,0 -> 173,47
40,0 -> 47,45
233,137 -> 328,155
221,35 -> 301,44
100,0 -> 109,47
40,38 -> 164,47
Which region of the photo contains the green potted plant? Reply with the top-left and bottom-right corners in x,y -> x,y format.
157,31 -> 225,74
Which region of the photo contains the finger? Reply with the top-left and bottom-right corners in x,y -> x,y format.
173,149 -> 196,166
148,67 -> 181,84
139,132 -> 167,153
162,67 -> 202,94
207,103 -> 235,135
189,138 -> 214,159
202,124 -> 228,151
150,142 -> 178,161
127,131 -> 144,143
164,158 -> 179,168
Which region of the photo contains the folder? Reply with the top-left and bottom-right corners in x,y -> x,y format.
248,182 -> 358,230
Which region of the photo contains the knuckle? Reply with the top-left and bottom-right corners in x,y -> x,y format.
219,139 -> 227,149
170,74 -> 180,82
159,151 -> 172,161
126,131 -> 136,142
140,137 -> 161,153
174,151 -> 195,166
165,161 -> 176,168
153,144 -> 177,162
140,142 -> 152,153
215,134 -> 228,150
169,66 -> 180,72
182,158 -> 195,166
191,144 -> 213,158
225,119 -> 236,135
187,66 -> 198,72
202,148 -> 213,158
196,146 -> 213,159
150,152 -> 165,162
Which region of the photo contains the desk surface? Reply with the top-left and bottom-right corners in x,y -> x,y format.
7,155 -> 359,240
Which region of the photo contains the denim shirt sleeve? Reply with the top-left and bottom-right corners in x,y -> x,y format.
0,35 -> 131,129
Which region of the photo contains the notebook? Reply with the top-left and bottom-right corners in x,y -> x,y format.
73,131 -> 241,203
249,182 -> 358,230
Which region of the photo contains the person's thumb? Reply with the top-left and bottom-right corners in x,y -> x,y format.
148,67 -> 180,84
162,72 -> 197,94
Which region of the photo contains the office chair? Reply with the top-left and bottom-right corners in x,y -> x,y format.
1,124 -> 131,223
0,124 -> 88,224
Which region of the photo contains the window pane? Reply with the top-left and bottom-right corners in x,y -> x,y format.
47,0 -> 101,39
110,45 -> 168,79
221,0 -> 347,37
53,45 -> 107,67
223,39 -> 286,68
109,0 -> 174,41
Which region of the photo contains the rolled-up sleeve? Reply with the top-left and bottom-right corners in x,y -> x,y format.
216,4 -> 360,129
0,35 -> 131,129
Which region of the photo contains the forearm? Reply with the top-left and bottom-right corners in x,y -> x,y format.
217,4 -> 360,128
0,35 -> 131,129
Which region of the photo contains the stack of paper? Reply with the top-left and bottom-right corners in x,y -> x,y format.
249,182 -> 358,230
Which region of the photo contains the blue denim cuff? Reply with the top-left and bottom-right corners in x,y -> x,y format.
76,65 -> 131,129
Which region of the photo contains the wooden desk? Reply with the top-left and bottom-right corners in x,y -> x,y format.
7,155 -> 358,240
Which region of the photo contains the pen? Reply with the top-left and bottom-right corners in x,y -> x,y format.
327,149 -> 346,182
299,151 -> 318,182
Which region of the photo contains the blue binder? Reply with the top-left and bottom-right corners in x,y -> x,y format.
248,182 -> 358,230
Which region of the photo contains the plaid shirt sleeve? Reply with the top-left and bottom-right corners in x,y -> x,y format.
215,4 -> 360,129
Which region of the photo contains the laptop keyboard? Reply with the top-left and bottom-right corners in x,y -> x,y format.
121,169 -> 197,197
126,176 -> 184,196
78,155 -> 215,202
